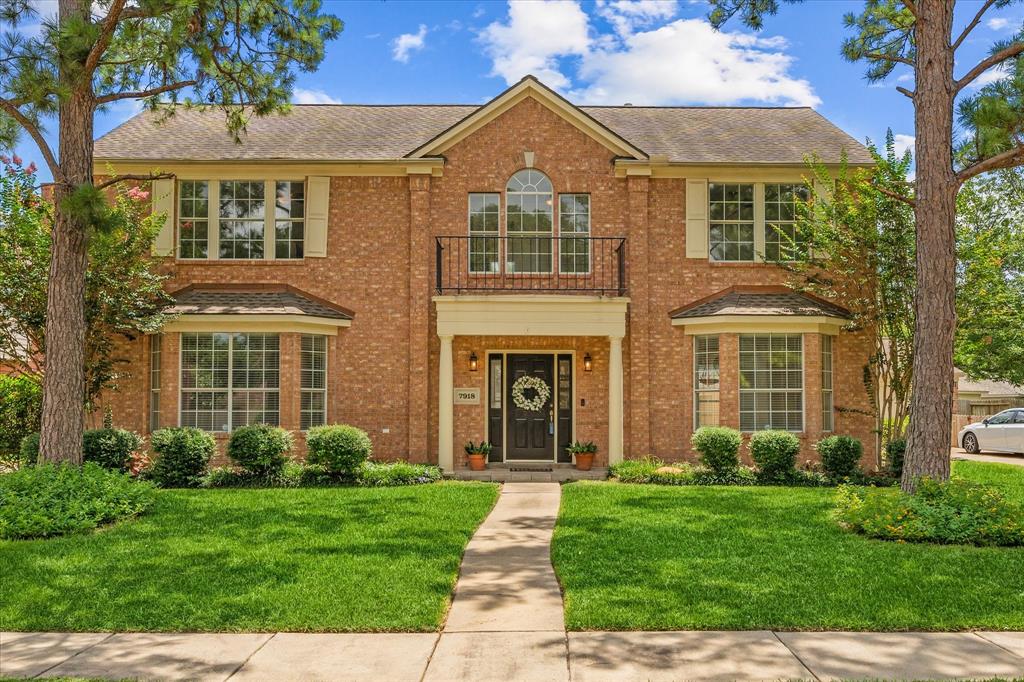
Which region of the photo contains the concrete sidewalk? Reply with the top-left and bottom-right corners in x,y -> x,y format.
4,482 -> 1024,681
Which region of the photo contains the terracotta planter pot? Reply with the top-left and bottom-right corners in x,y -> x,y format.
468,453 -> 488,471
574,453 -> 594,471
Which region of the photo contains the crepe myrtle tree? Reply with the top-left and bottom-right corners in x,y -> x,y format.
709,0 -> 1024,492
0,0 -> 342,463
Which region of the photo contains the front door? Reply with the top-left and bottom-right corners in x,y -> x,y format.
506,354 -> 555,460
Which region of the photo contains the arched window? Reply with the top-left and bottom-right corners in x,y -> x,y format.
506,169 -> 553,273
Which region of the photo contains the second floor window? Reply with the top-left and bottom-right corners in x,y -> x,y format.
275,181 -> 305,259
559,194 -> 590,274
220,180 -> 266,259
178,181 -> 209,259
506,169 -> 553,273
709,183 -> 755,262
764,183 -> 810,262
469,192 -> 500,273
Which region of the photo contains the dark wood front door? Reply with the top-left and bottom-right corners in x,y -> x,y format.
506,354 -> 555,460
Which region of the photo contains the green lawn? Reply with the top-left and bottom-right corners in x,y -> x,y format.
552,461 -> 1024,632
0,482 -> 498,632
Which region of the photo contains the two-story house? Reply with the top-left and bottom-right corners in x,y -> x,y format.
94,76 -> 875,471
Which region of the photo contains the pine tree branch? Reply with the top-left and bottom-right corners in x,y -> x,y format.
865,52 -> 915,66
83,0 -> 127,77
896,86 -> 915,99
95,80 -> 197,104
956,41 -> 1024,92
957,144 -> 1024,184
952,0 -> 996,51
95,172 -> 175,190
0,98 -> 63,183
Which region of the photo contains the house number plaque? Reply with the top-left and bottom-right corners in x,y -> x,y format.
454,388 -> 481,405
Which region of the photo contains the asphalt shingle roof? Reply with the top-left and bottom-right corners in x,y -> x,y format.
95,103 -> 871,165
169,286 -> 352,320
671,289 -> 851,319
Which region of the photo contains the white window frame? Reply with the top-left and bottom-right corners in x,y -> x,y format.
705,180 -> 813,264
738,333 -> 805,432
505,169 -> 554,275
693,334 -> 720,429
178,332 -> 280,432
821,335 -> 834,432
468,192 -> 501,274
558,193 -> 591,275
149,334 -> 162,432
177,180 -> 209,259
175,179 -> 306,261
764,183 -> 810,262
274,180 -> 306,260
708,182 -> 756,262
300,334 -> 328,430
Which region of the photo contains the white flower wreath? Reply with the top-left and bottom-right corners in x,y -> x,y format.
511,375 -> 551,412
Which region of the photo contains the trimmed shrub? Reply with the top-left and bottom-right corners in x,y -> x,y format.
358,461 -> 443,487
226,424 -> 293,475
149,427 -> 215,488
306,425 -> 372,477
816,435 -> 863,480
834,477 -> 1024,546
0,462 -> 155,539
749,430 -> 801,481
18,432 -> 40,464
0,375 -> 41,464
691,427 -> 742,474
82,428 -> 144,472
886,438 -> 906,478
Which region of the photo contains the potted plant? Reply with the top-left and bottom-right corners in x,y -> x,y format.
568,440 -> 598,471
465,440 -> 492,471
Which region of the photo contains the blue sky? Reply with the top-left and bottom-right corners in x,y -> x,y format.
10,0 -> 1022,181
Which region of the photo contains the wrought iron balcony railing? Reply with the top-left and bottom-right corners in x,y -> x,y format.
435,235 -> 626,295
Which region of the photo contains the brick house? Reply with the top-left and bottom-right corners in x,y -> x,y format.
94,76 -> 876,471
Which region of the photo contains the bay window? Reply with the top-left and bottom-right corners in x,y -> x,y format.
693,335 -> 720,428
180,332 -> 279,431
822,335 -> 834,432
739,333 -> 803,431
301,334 -> 328,429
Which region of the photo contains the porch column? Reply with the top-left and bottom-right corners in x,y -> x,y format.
608,334 -> 624,464
438,334 -> 454,471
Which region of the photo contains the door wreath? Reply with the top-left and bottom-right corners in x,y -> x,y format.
511,375 -> 551,412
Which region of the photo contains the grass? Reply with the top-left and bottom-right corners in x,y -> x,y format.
0,482 -> 498,632
552,461 -> 1024,631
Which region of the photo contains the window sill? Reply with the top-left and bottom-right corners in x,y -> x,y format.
174,258 -> 308,266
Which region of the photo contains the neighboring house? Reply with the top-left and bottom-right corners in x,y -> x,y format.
93,76 -> 875,470
956,370 -> 1024,417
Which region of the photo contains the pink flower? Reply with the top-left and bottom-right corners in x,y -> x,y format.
126,186 -> 150,201
0,155 -> 9,164
12,154 -> 22,165
26,162 -> 37,174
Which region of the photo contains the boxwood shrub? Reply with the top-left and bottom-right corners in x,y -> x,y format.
149,427 -> 215,488
227,424 -> 293,475
816,435 -> 863,480
834,477 -> 1024,546
82,428 -> 144,472
749,429 -> 800,481
306,424 -> 372,477
690,426 -> 742,474
0,462 -> 155,539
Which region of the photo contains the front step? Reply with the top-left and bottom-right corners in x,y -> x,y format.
450,465 -> 608,482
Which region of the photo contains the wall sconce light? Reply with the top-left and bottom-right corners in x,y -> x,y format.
469,351 -> 479,372
583,353 -> 593,372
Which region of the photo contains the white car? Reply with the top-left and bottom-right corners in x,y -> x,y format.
959,409 -> 1024,454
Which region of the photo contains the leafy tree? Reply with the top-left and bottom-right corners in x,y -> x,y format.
772,133 -> 916,467
954,169 -> 1024,386
0,1 -> 342,463
0,157 -> 173,412
709,0 -> 1024,492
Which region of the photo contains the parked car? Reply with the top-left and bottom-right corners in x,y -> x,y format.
958,408 -> 1024,454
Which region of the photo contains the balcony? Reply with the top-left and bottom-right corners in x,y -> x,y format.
435,235 -> 627,295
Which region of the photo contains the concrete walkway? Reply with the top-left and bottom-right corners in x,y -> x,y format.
4,482 -> 1024,681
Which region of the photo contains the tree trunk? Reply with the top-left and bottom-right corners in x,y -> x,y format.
38,0 -> 94,464
902,0 -> 958,492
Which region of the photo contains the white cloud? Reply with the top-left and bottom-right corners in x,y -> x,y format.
479,1 -> 590,89
970,64 -> 1010,89
478,1 -> 819,107
292,88 -> 342,105
392,24 -> 428,63
892,133 -> 914,158
986,17 -> 1009,30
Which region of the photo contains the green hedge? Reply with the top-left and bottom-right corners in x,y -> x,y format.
149,427 -> 215,488
816,435 -> 863,480
306,425 -> 372,477
835,476 -> 1024,546
0,462 -> 155,539
690,427 -> 741,474
749,430 -> 800,481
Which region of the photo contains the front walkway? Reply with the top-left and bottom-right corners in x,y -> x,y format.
4,482 -> 1024,681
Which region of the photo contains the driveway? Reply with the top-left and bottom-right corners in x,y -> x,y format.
952,447 -> 1024,468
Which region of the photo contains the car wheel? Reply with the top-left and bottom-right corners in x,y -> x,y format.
962,432 -> 980,454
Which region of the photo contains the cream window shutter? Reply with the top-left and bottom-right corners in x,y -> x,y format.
151,178 -> 175,257
685,179 -> 709,259
305,176 -> 330,257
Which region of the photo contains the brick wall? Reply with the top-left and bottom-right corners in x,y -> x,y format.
99,96 -> 878,468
